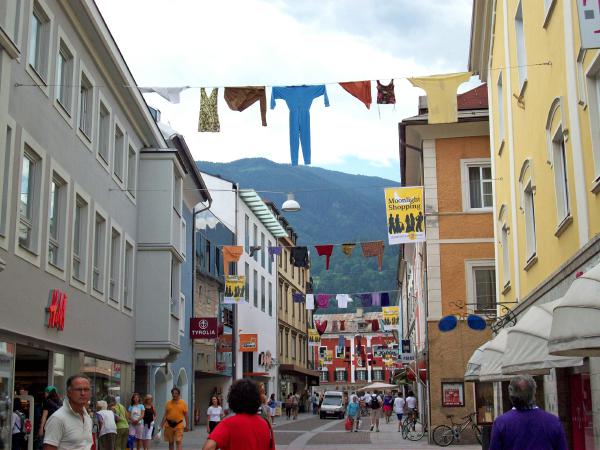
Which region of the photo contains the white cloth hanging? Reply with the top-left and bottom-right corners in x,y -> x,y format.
139,86 -> 190,104
306,294 -> 315,310
336,294 -> 352,308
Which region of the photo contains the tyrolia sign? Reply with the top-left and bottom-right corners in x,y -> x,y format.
190,317 -> 218,339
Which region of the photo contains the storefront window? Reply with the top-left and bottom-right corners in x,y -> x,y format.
83,356 -> 121,403
53,352 -> 65,396
0,342 -> 14,450
475,382 -> 494,424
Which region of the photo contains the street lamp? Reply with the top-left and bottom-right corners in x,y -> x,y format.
281,193 -> 301,212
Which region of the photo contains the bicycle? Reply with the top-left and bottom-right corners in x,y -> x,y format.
432,412 -> 482,447
401,412 -> 425,441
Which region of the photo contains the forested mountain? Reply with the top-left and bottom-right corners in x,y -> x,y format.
198,158 -> 400,297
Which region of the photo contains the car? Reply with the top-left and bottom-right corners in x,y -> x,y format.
319,391 -> 345,419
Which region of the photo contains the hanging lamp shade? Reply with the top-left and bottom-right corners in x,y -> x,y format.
282,193 -> 301,212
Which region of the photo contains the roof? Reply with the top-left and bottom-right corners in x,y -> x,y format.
239,190 -> 288,238
403,108 -> 489,124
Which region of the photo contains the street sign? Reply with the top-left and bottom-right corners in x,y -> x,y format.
576,0 -> 600,49
189,317 -> 218,339
401,339 -> 411,354
400,353 -> 415,363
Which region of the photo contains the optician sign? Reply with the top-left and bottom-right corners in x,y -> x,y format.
190,318 -> 218,339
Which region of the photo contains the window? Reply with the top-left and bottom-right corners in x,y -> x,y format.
268,281 -> 273,317
552,127 -> 570,223
253,269 -> 258,307
268,240 -> 273,274
113,124 -> 124,182
56,39 -> 73,114
253,224 -> 258,261
474,267 -> 496,312
47,172 -> 67,270
28,1 -> 50,81
292,290 -> 295,318
335,369 -> 347,382
72,193 -> 88,283
92,212 -> 106,294
123,240 -> 134,310
260,232 -> 265,268
586,55 -> 600,181
291,334 -> 297,359
372,368 -> 384,381
170,257 -> 180,315
515,1 -> 527,89
524,182 -> 537,260
284,249 -> 288,271
97,102 -> 110,165
181,219 -> 186,259
0,124 -> 14,238
278,283 -> 283,310
1,0 -> 23,45
109,228 -> 121,303
244,215 -> 250,253
279,328 -> 283,356
497,72 -> 504,142
284,285 -> 288,312
461,160 -> 493,210
356,369 -> 367,381
126,145 -> 136,197
18,147 -> 41,252
260,276 -> 265,312
320,370 -> 329,382
244,263 -> 249,302
501,224 -> 510,288
179,294 -> 185,334
78,72 -> 93,140
173,171 -> 182,215
285,331 -> 289,358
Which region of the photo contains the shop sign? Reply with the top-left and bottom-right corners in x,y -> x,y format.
401,339 -> 411,354
441,382 -> 465,407
308,329 -> 320,346
47,290 -> 67,330
217,334 -> 233,352
577,0 -> 600,49
399,353 -> 415,363
190,318 -> 218,339
239,334 -> 258,352
258,350 -> 273,370
374,347 -> 398,359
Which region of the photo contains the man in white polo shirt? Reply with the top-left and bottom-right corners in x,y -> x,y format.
44,374 -> 93,450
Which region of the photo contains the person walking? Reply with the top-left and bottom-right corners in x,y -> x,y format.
267,394 -> 277,425
38,387 -> 62,444
393,394 -> 405,432
206,396 -> 223,434
43,374 -> 93,450
369,391 -> 382,432
382,392 -> 393,423
291,392 -> 299,420
405,391 -> 417,422
490,375 -> 567,450
12,398 -> 27,450
258,383 -> 270,424
201,379 -> 274,450
160,387 -> 189,450
127,393 -> 145,450
284,395 -> 292,420
311,393 -> 318,415
141,395 -> 156,450
345,396 -> 360,432
111,396 -> 129,450
96,400 -> 117,450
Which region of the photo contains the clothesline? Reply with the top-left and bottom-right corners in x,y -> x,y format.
13,61 -> 551,89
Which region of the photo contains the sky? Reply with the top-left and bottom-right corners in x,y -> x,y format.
95,0 -> 477,182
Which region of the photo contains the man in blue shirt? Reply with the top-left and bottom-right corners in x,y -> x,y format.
490,375 -> 567,450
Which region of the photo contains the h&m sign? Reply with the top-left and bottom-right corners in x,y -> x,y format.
47,290 -> 67,330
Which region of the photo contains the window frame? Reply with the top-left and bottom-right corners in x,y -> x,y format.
25,0 -> 53,95
126,141 -> 137,202
523,180 -> 537,267
45,161 -> 70,279
108,222 -> 123,306
14,129 -> 46,267
91,204 -> 108,300
70,185 -> 90,291
112,118 -> 126,187
253,269 -> 258,308
122,236 -> 135,314
96,94 -> 112,171
260,275 -> 265,312
584,52 -> 600,192
465,259 -> 497,315
53,27 -> 76,126
460,158 -> 493,212
335,367 -> 348,382
514,0 -> 528,94
1,0 -> 25,50
76,62 -> 95,150
179,293 -> 185,335
0,117 -> 16,250
551,125 -> 571,229
268,281 -> 273,317
170,255 -> 181,316
496,71 -> 505,149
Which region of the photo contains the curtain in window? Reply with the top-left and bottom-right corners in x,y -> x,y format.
469,167 -> 482,208
475,269 -> 496,310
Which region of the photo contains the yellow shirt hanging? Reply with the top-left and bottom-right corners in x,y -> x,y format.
408,72 -> 472,124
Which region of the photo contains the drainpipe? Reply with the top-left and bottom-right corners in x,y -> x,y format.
191,194 -> 212,430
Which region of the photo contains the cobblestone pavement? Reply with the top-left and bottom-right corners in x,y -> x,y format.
153,413 -> 482,449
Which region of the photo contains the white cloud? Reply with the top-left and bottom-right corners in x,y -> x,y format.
95,0 -> 473,172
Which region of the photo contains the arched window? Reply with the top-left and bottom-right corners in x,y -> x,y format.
518,159 -> 537,265
546,98 -> 571,229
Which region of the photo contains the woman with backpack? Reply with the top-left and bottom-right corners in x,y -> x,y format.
369,391 -> 382,432
12,398 -> 27,450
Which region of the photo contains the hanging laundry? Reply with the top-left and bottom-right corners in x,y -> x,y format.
222,246 -> 243,276
360,293 -> 372,307
371,319 -> 380,332
371,292 -> 381,307
340,320 -> 345,331
268,246 -> 282,262
316,294 -> 331,309
290,246 -> 309,267
336,294 -> 352,309
376,80 -> 396,104
381,292 -> 390,307
293,292 -> 305,303
249,246 -> 262,258
341,243 -> 356,257
315,244 -> 334,270
270,85 -> 330,166
408,72 -> 472,124
338,335 -> 345,348
139,86 -> 190,104
306,294 -> 315,310
339,81 -> 372,109
305,278 -> 314,293
315,320 -> 328,336
332,321 -> 339,332
224,86 -> 267,126
198,88 -> 220,132
361,241 -> 385,271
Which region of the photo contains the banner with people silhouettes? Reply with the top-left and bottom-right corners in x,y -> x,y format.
224,275 -> 246,304
384,186 -> 426,245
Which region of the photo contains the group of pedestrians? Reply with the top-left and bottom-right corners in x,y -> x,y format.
344,390 -> 417,433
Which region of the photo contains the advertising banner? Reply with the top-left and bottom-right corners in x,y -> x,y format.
224,275 -> 246,304
217,334 -> 233,353
308,329 -> 320,346
324,350 -> 334,364
374,347 -> 399,359
335,346 -> 345,359
189,317 -> 218,339
239,334 -> 258,352
442,382 -> 465,407
382,306 -> 400,331
384,187 -> 425,245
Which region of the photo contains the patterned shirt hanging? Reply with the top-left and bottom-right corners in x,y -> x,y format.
198,88 -> 220,132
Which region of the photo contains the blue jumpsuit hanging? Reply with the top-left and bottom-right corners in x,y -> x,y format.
270,85 -> 330,166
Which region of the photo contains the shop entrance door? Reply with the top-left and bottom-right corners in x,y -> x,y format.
570,373 -> 595,450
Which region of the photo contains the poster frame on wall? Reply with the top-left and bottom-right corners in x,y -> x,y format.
441,381 -> 465,407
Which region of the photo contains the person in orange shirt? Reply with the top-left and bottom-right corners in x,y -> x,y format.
160,388 -> 189,450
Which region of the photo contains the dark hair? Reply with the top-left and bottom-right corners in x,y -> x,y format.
227,379 -> 261,414
131,393 -> 141,406
208,396 -> 220,407
106,396 -> 116,406
171,387 -> 181,395
48,390 -> 60,402
66,374 -> 91,389
408,391 -> 414,397
13,398 -> 22,412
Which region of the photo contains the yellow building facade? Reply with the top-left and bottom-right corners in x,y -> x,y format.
471,1 -> 600,446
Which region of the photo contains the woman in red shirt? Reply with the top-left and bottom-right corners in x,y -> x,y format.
202,379 -> 274,450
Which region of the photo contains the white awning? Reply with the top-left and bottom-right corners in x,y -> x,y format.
549,262 -> 600,356
464,342 -> 489,381
502,300 -> 583,375
479,329 -> 511,382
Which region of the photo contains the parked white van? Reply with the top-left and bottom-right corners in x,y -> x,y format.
319,391 -> 345,419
